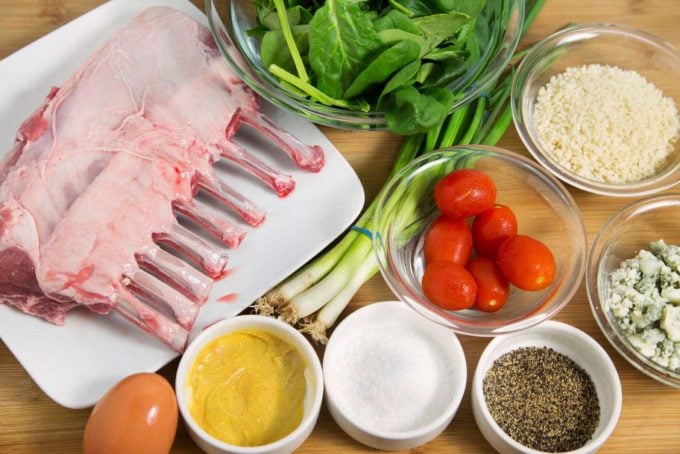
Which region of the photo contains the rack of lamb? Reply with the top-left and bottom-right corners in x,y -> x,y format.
0,6 -> 325,351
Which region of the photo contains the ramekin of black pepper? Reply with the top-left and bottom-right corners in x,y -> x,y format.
471,320 -> 622,454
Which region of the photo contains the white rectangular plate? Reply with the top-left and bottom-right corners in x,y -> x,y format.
0,0 -> 364,409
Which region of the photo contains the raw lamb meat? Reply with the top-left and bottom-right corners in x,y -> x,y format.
0,6 -> 325,351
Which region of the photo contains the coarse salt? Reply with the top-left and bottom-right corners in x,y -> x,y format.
324,321 -> 455,433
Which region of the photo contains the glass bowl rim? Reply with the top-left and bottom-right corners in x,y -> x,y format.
206,0 -> 526,130
585,192 -> 680,388
511,23 -> 680,197
372,145 -> 587,337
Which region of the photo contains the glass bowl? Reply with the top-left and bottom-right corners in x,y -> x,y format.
205,0 -> 524,130
372,146 -> 587,337
586,194 -> 680,388
512,24 -> 680,197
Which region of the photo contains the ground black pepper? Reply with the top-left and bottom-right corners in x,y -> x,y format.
483,347 -> 600,452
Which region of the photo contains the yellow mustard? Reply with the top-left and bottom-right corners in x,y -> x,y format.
187,329 -> 307,446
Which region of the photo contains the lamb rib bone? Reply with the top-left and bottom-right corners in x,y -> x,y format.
136,248 -> 213,304
198,175 -> 266,227
219,140 -> 296,197
127,270 -> 198,330
116,288 -> 188,352
153,225 -> 229,279
173,199 -> 245,249
241,112 -> 325,173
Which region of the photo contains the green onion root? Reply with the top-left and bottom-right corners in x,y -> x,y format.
301,252 -> 379,344
279,235 -> 373,324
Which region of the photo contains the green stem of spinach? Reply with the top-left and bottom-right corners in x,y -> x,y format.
272,0 -> 309,81
387,0 -> 415,17
269,64 -> 371,111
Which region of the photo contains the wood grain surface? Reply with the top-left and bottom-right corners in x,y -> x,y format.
1,1 -> 679,453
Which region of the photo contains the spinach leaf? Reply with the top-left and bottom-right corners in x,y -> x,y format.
426,86 -> 455,106
384,86 -> 452,134
451,18 -> 477,50
344,40 -> 421,99
418,62 -> 439,84
464,31 -> 481,66
422,44 -> 464,61
261,25 -> 309,73
308,0 -> 382,98
377,29 -> 427,55
380,59 -> 421,99
259,5 -> 313,29
364,10 -> 379,20
413,12 -> 471,51
390,0 -> 434,17
430,0 -> 487,16
253,0 -> 275,22
420,55 -> 467,87
373,10 -> 422,34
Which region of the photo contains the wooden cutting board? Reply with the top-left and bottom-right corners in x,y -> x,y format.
1,1 -> 679,452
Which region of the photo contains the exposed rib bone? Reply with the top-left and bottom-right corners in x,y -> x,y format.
241,112 -> 325,172
198,176 -> 266,227
137,248 -> 212,305
127,270 -> 198,329
220,140 -> 295,197
154,224 -> 228,278
174,200 -> 245,248
116,288 -> 188,352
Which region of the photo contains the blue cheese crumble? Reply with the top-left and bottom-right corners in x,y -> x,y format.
605,240 -> 680,371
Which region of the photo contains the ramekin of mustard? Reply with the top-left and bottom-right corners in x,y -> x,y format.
176,316 -> 324,454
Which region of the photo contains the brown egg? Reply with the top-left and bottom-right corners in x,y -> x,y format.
83,373 -> 178,454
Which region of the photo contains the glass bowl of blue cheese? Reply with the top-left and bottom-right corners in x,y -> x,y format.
587,194 -> 680,387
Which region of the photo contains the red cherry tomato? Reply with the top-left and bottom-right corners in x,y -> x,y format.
434,169 -> 497,219
466,257 -> 510,313
422,261 -> 477,311
497,235 -> 556,291
423,215 -> 473,266
472,205 -> 518,258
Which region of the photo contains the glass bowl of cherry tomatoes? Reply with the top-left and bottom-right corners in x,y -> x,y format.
372,146 -> 587,336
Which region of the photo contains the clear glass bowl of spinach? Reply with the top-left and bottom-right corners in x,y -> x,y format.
205,0 -> 525,134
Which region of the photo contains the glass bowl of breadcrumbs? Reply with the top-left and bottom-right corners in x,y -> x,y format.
511,24 -> 680,197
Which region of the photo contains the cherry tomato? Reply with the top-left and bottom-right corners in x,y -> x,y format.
434,169 -> 496,219
472,205 -> 518,258
421,261 -> 477,311
423,215 -> 473,265
466,257 -> 510,312
497,235 -> 556,291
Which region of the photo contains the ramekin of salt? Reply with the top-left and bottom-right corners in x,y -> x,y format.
323,301 -> 467,451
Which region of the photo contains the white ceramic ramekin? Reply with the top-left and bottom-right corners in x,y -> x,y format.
323,301 -> 467,451
176,316 -> 323,454
472,320 -> 622,454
